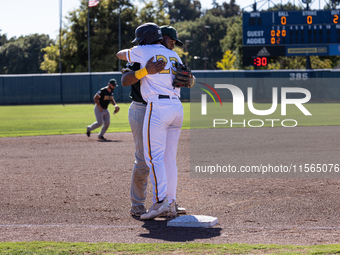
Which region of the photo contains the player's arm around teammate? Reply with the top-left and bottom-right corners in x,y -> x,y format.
121,57 -> 166,87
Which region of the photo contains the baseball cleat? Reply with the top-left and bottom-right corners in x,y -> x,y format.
130,205 -> 147,217
175,202 -> 186,215
86,129 -> 91,137
160,201 -> 177,217
98,135 -> 106,140
140,197 -> 170,220
160,201 -> 186,217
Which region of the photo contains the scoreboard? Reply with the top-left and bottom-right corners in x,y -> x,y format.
242,9 -> 340,65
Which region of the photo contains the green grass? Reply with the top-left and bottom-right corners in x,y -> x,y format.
0,102 -> 339,137
1,242 -> 340,254
0,103 -> 190,138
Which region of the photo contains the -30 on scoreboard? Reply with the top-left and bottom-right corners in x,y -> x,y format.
243,10 -> 340,47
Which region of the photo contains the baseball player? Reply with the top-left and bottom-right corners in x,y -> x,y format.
86,79 -> 120,140
117,23 -> 184,220
159,25 -> 183,50
120,25 -> 186,218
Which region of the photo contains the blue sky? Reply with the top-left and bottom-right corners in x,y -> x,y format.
0,0 -> 327,40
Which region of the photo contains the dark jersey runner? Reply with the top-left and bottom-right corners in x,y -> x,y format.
97,87 -> 114,109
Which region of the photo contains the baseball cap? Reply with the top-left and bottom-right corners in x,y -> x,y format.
131,22 -> 163,45
109,78 -> 118,87
160,25 -> 183,46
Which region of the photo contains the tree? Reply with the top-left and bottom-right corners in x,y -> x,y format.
138,0 -> 170,24
324,0 -> 340,9
165,0 -> 201,22
174,13 -> 231,70
208,0 -> 240,18
266,2 -> 302,11
219,15 -> 242,69
40,44 -> 59,73
0,34 -> 8,47
41,0 -> 138,73
0,34 -> 53,74
267,56 -> 333,69
216,50 -> 237,69
173,45 -> 186,58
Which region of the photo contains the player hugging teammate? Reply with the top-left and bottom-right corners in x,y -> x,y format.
117,23 -> 194,220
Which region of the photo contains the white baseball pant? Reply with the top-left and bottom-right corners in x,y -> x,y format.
143,95 -> 183,204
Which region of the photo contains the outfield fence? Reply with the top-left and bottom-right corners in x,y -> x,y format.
1,69 -> 340,105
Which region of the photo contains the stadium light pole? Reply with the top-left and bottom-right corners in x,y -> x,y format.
118,0 -> 121,71
87,2 -> 91,73
59,0 -> 63,103
194,56 -> 200,70
203,25 -> 210,70
185,40 -> 193,66
59,0 -> 62,74
87,0 -> 92,102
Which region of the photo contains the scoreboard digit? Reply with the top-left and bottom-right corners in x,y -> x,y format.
253,56 -> 268,66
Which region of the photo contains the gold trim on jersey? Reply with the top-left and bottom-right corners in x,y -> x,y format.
128,50 -> 132,63
147,102 -> 159,202
103,95 -> 113,100
156,55 -> 179,74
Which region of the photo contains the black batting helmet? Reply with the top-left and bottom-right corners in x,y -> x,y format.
131,22 -> 163,45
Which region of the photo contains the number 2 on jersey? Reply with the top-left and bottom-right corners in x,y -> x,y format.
156,55 -> 178,75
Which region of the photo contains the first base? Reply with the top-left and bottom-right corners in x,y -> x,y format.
167,215 -> 218,227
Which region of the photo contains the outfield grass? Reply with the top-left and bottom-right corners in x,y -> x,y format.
0,102 -> 339,137
0,103 -> 190,138
1,242 -> 340,254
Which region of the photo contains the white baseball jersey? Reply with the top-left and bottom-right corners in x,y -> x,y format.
126,44 -> 182,102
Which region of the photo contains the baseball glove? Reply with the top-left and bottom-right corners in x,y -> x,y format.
172,62 -> 195,88
113,105 -> 120,114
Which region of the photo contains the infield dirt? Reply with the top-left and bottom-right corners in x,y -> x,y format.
1,127 -> 340,244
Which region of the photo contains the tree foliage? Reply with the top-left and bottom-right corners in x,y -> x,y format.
216,50 -> 237,69
323,0 -> 340,9
41,0 -> 138,73
174,12 -> 232,70
165,0 -> 201,22
0,34 -> 53,74
266,2 -> 303,11
208,0 -> 240,18
219,15 -> 242,69
0,34 -> 8,47
138,0 -> 170,24
267,56 -> 333,69
40,44 -> 59,73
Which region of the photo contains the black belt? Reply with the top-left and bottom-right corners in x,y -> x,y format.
158,95 -> 178,99
158,95 -> 170,99
133,100 -> 147,105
